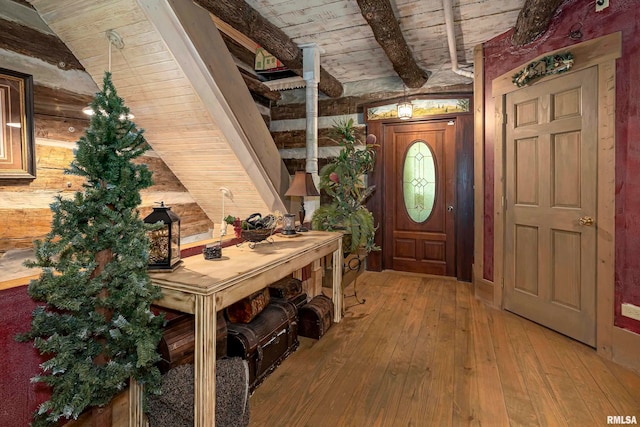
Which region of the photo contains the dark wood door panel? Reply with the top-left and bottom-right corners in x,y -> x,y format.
365,102 -> 474,281
383,121 -> 455,275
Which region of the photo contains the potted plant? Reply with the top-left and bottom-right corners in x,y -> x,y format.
311,118 -> 379,255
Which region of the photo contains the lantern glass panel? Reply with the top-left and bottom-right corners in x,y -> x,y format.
148,224 -> 170,265
282,214 -> 297,235
144,203 -> 181,270
170,221 -> 180,267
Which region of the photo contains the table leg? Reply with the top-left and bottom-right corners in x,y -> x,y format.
310,259 -> 322,298
332,238 -> 343,323
194,294 -> 217,426
128,378 -> 144,426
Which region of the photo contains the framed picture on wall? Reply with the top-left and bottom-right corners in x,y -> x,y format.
0,68 -> 35,179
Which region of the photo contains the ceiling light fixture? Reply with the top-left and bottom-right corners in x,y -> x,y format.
82,30 -> 134,120
397,85 -> 413,120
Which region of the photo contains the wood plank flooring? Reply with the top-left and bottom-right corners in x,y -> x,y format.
249,271 -> 640,426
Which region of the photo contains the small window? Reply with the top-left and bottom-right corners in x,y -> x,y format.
403,141 -> 436,223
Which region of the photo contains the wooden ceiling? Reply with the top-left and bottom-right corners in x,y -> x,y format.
27,0 -> 289,228
198,0 -> 566,97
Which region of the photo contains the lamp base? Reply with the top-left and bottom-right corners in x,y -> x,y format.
297,226 -> 309,232
279,231 -> 300,238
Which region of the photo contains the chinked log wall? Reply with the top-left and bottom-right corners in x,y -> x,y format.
0,98 -> 213,253
0,24 -> 212,254
272,84 -> 473,173
271,96 -> 367,175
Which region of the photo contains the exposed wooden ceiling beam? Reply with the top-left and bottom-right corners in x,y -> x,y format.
8,0 -> 34,9
356,0 -> 428,88
239,71 -> 281,102
211,16 -> 281,104
512,0 -> 565,46
220,32 -> 256,70
193,0 -> 344,98
211,14 -> 257,54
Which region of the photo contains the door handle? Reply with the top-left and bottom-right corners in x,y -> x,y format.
579,216 -> 594,226
447,205 -> 454,212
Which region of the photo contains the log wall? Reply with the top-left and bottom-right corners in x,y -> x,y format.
0,1 -> 212,256
0,143 -> 214,254
271,96 -> 367,174
271,89 -> 471,174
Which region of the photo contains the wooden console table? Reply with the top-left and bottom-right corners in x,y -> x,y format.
149,231 -> 343,426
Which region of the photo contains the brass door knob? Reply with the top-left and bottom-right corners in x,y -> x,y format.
579,216 -> 594,226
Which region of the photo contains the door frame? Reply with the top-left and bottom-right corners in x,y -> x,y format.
365,96 -> 474,281
491,32 -> 621,355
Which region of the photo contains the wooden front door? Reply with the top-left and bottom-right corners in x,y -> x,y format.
503,67 -> 598,346
383,121 -> 456,275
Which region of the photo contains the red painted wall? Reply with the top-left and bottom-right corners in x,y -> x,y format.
0,286 -> 49,426
482,0 -> 640,333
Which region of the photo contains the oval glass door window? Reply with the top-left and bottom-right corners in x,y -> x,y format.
403,141 -> 436,223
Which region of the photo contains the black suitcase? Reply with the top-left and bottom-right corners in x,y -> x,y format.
227,299 -> 299,391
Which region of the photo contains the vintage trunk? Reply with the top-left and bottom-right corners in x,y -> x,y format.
271,292 -> 307,312
225,287 -> 270,324
299,295 -> 334,340
268,276 -> 303,300
226,300 -> 299,391
269,276 -> 307,311
158,311 -> 227,373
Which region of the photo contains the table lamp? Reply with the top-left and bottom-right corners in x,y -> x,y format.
284,171 -> 320,232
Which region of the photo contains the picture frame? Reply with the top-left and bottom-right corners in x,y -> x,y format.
0,68 -> 35,179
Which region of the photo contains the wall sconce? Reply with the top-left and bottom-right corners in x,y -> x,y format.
284,171 -> 319,232
397,85 -> 413,120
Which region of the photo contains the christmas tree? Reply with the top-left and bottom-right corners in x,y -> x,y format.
18,72 -> 164,426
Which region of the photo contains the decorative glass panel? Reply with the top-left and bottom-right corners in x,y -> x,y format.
403,141 -> 436,223
367,98 -> 470,121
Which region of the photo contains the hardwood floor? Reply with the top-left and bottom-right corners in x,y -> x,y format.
249,271 -> 640,426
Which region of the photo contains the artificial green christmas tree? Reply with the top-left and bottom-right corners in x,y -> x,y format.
18,72 -> 164,427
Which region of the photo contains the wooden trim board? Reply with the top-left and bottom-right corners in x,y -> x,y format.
473,43 -> 485,298
473,275 -> 494,305
0,274 -> 39,291
611,326 -> 640,374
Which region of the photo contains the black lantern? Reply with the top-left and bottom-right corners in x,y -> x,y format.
144,202 -> 182,271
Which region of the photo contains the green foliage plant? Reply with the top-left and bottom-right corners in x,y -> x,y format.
311,118 -> 380,254
17,72 -> 164,426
